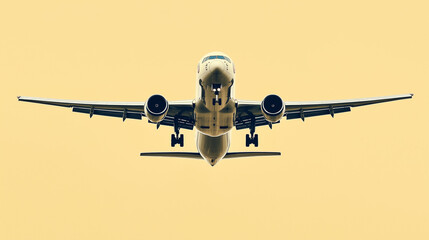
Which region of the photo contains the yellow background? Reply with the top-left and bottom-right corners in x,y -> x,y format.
1,1 -> 428,239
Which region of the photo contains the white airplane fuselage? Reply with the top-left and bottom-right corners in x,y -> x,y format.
194,52 -> 236,166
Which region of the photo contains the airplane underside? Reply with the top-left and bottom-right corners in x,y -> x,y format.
17,51 -> 413,166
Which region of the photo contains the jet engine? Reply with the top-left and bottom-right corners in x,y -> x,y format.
145,94 -> 169,123
261,94 -> 285,122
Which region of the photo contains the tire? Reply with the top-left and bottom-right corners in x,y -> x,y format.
179,134 -> 184,147
245,134 -> 250,147
171,134 -> 176,147
254,134 -> 259,147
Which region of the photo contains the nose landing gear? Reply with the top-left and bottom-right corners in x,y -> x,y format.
212,98 -> 222,105
212,84 -> 222,105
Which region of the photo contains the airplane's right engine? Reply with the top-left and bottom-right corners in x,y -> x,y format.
145,94 -> 169,123
261,94 -> 285,122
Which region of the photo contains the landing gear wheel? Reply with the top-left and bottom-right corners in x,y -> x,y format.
245,116 -> 258,147
171,134 -> 176,147
171,117 -> 184,147
245,134 -> 258,147
254,134 -> 259,147
246,134 -> 251,147
171,133 -> 184,147
179,134 -> 184,147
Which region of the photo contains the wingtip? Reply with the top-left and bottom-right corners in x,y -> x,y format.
410,93 -> 414,97
17,96 -> 21,100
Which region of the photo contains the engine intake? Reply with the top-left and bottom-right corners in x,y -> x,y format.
261,94 -> 285,122
145,94 -> 169,123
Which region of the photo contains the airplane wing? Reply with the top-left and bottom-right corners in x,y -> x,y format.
235,94 -> 413,130
18,96 -> 195,130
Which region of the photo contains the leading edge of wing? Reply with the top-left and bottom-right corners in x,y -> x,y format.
140,152 -> 281,159
18,96 -> 194,113
17,96 -> 146,109
284,93 -> 413,110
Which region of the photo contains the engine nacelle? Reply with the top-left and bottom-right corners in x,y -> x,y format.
261,94 -> 285,122
145,94 -> 169,123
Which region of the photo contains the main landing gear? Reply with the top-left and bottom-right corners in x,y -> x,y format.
246,133 -> 258,147
245,117 -> 258,147
171,117 -> 184,147
171,133 -> 184,147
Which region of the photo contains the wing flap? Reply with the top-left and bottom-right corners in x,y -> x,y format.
73,107 -> 143,120
153,115 -> 194,130
236,115 -> 279,130
285,106 -> 350,120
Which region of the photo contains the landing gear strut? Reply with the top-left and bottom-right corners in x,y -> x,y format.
212,84 -> 222,105
245,116 -> 258,147
171,117 -> 184,147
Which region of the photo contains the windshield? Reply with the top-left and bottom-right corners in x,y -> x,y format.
202,55 -> 231,63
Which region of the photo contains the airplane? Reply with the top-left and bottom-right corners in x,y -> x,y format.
18,52 -> 413,166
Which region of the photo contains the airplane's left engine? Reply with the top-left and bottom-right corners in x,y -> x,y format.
261,94 -> 285,122
145,94 -> 169,123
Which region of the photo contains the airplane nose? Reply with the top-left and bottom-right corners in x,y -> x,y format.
209,61 -> 225,72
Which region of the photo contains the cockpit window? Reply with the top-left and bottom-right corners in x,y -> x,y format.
202,55 -> 232,63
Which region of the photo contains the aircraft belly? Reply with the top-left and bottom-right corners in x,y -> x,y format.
194,99 -> 235,137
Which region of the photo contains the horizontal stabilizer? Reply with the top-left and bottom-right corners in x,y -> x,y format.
140,152 -> 202,159
140,152 -> 281,159
224,152 -> 281,158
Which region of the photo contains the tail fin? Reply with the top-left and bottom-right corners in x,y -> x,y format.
140,152 -> 281,159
